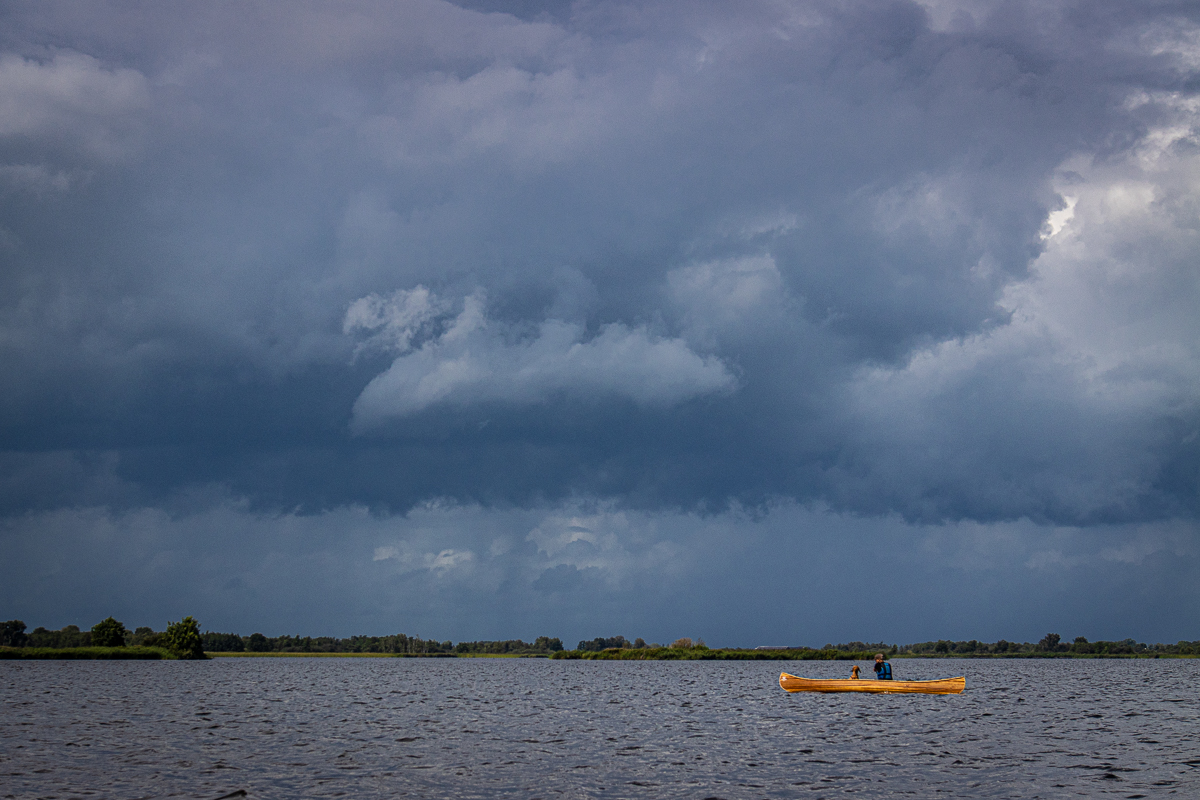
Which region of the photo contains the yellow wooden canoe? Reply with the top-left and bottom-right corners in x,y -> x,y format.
779,672 -> 966,694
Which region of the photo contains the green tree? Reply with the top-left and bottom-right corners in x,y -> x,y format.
131,626 -> 163,646
579,636 -> 630,651
201,631 -> 245,652
91,617 -> 126,646
163,616 -> 206,659
1038,633 -> 1061,651
91,617 -> 129,647
1,620 -> 28,647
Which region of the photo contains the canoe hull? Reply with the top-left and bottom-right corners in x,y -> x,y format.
779,672 -> 965,695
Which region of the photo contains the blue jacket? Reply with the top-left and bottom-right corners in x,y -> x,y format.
874,660 -> 892,680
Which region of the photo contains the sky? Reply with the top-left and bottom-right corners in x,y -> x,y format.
1,0 -> 1198,648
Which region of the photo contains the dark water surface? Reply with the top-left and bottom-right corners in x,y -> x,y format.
2,657 -> 1197,798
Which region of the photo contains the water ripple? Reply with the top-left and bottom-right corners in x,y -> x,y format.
1,658 -> 1197,798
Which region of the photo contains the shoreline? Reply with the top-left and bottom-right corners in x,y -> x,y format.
210,651 -> 458,658
0,646 -> 177,660
4,646 -> 1193,661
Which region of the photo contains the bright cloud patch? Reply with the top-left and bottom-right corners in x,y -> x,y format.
347,288 -> 736,429
843,96 -> 1200,522
525,511 -> 683,590
373,543 -> 475,574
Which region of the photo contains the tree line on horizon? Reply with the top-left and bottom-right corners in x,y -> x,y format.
4,620 -> 1197,657
895,633 -> 1200,656
570,633 -> 1200,656
0,619 -> 565,656
201,631 -> 565,655
577,636 -> 705,651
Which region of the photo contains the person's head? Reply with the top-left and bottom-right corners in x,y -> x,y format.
875,653 -> 884,662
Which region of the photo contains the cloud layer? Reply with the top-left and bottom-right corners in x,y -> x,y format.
1,0 -> 1198,638
3,497 -> 1196,645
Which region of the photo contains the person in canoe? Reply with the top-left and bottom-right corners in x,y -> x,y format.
873,653 -> 893,680
850,664 -> 860,679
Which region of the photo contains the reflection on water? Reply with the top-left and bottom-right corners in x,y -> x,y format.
2,657 -> 1197,798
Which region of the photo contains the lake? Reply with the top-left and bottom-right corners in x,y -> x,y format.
2,657 -> 1196,798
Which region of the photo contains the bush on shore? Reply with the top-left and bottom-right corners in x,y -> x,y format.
163,616 -> 206,660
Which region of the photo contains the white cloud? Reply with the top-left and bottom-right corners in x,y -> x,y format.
343,285 -> 444,358
373,542 -> 475,574
372,545 -> 400,561
348,288 -> 736,428
527,516 -> 605,559
1042,195 -> 1076,239
0,51 -> 149,160
527,513 -> 625,571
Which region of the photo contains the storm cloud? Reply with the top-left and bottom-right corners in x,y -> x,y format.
1,0 -> 1198,644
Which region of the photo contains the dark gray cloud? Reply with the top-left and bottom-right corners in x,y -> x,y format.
1,1 -> 1198,638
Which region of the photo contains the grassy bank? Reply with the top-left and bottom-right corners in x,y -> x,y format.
208,651 -> 457,658
208,651 -> 547,658
0,646 -> 176,660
